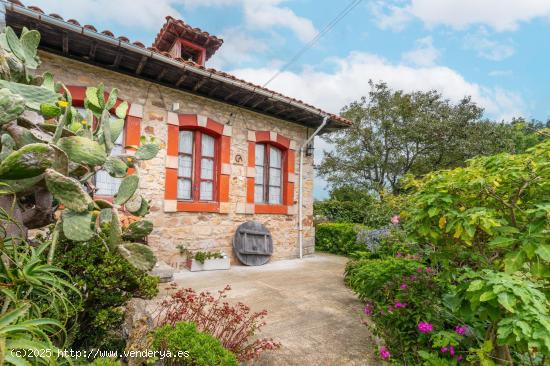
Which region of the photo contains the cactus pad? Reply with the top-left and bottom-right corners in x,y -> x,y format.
135,143 -> 160,160
0,80 -> 59,110
0,143 -> 55,179
129,196 -> 150,217
117,243 -> 157,272
108,208 -> 123,249
103,156 -> 128,178
57,136 -> 107,166
0,88 -> 25,125
94,199 -> 113,209
0,174 -> 44,193
122,219 -> 153,240
62,209 -> 95,242
113,174 -> 139,205
39,103 -> 62,119
45,169 -> 93,213
124,192 -> 142,212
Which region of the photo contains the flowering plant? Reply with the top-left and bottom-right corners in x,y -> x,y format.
154,284 -> 281,361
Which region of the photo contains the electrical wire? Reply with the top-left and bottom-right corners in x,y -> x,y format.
262,0 -> 363,88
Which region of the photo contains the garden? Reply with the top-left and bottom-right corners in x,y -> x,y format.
315,84 -> 550,365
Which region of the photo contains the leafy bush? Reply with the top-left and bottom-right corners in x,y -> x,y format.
363,137 -> 550,364
155,285 -> 280,362
56,232 -> 159,353
345,257 -> 422,302
315,223 -> 366,255
314,188 -> 403,227
403,139 -> 550,277
0,236 -> 78,365
152,322 -> 237,366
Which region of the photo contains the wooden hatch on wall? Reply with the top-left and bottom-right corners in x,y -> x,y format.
233,221 -> 273,266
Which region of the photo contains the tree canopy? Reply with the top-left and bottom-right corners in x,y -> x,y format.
318,81 -> 547,194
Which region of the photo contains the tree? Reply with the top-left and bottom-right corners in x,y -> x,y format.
318,81 -> 534,194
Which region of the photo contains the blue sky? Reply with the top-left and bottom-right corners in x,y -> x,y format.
30,0 -> 550,198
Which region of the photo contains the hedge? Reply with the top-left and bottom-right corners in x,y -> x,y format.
315,223 -> 366,255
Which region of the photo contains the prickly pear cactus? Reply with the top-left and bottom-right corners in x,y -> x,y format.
0,88 -> 25,124
0,26 -> 161,272
118,243 -> 157,271
122,220 -> 153,241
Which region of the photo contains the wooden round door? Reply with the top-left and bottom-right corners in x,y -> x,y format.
233,221 -> 273,266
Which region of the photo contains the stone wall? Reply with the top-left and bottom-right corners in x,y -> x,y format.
38,51 -> 316,268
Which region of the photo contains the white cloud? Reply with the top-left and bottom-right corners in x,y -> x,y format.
208,27 -> 270,69
402,36 -> 440,66
229,51 -> 525,121
28,0 -> 182,30
29,0 -> 317,43
180,0 -> 316,42
372,0 -> 550,31
463,30 -> 515,61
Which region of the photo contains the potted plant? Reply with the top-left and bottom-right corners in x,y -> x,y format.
178,246 -> 230,272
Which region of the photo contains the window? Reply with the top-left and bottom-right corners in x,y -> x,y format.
76,108 -> 124,196
254,143 -> 283,204
177,129 -> 217,201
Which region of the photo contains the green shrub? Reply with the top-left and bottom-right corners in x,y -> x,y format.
315,223 -> 365,255
56,233 -> 159,353
152,322 -> 238,366
314,191 -> 403,227
345,257 -> 422,302
88,358 -> 121,366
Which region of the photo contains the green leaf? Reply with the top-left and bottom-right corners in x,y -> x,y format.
115,101 -> 129,119
504,251 -> 525,273
479,291 -> 496,302
488,237 -> 516,248
535,244 -> 550,262
497,292 -> 516,313
468,280 -> 484,292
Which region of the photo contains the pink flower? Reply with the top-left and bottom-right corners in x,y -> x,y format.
417,267 -> 423,273
363,304 -> 373,316
441,347 -> 448,353
380,310 -> 385,315
417,322 -> 433,333
425,267 -> 433,273
409,275 -> 417,281
449,346 -> 455,356
456,355 -> 463,362
379,346 -> 391,360
396,252 -> 403,257
390,215 -> 400,225
394,302 -> 406,308
400,283 -> 407,289
455,325 -> 468,335
388,306 -> 394,312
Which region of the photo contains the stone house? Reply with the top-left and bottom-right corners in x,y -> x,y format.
2,1 -> 350,267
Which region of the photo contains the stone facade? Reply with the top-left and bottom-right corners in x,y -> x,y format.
38,51 -> 316,268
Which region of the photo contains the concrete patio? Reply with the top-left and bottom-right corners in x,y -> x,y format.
167,253 -> 381,366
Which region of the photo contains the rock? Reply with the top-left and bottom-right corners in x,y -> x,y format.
123,298 -> 154,366
150,260 -> 174,283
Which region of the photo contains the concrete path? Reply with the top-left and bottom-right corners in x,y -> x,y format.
168,253 -> 381,366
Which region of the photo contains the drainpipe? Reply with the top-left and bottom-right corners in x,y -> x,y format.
298,115 -> 328,259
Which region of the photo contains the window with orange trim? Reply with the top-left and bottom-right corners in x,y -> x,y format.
254,143 -> 283,204
177,129 -> 219,202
